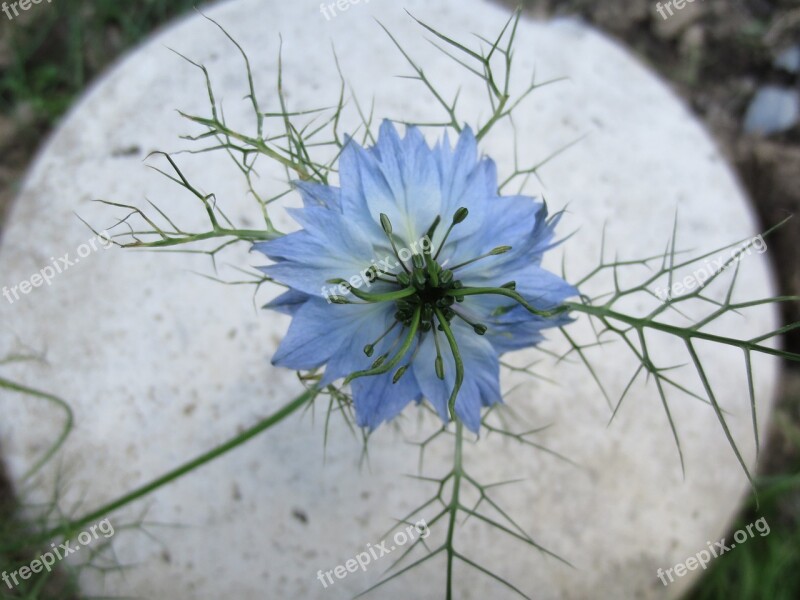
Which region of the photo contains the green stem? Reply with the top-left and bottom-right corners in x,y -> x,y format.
0,377 -> 74,482
181,113 -> 314,180
123,227 -> 282,249
9,387 -> 318,550
565,301 -> 800,362
476,94 -> 509,141
445,421 -> 464,600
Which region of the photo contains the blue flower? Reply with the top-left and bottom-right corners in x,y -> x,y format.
254,121 -> 576,433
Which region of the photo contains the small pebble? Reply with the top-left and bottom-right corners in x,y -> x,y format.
743,85 -> 800,135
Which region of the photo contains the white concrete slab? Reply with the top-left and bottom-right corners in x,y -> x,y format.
0,0 -> 778,598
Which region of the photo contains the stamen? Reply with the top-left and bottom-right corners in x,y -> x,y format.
453,311 -> 488,335
446,286 -> 568,318
421,305 -> 434,331
392,366 -> 408,383
392,340 -> 423,384
373,275 -> 398,284
432,326 -> 445,380
345,305 -> 421,384
453,280 -> 464,302
371,353 -> 389,368
365,265 -> 398,284
412,269 -> 427,289
338,207 -> 539,419
450,246 -> 512,271
433,207 -> 469,261
425,251 -> 440,287
379,213 -> 411,274
364,321 -> 400,357
491,304 -> 516,317
425,215 -> 442,240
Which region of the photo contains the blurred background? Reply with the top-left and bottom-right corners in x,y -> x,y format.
0,0 -> 798,598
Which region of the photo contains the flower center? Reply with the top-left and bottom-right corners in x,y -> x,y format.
331,208 -> 566,421
394,259 -> 462,332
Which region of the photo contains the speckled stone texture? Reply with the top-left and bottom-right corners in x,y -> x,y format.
0,0 -> 779,598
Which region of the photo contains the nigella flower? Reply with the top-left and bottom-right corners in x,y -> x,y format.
254,121 -> 577,432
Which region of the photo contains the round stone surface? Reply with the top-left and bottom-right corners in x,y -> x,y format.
0,0 -> 778,598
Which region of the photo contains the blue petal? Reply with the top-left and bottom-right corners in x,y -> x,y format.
265,289 -> 311,316
443,195 -> 542,276
512,266 -> 578,310
343,122 -> 443,248
293,180 -> 341,210
319,305 -> 397,386
432,126 -> 494,240
351,369 -> 423,430
486,305 -> 575,354
253,209 -> 381,297
273,299 -> 392,372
